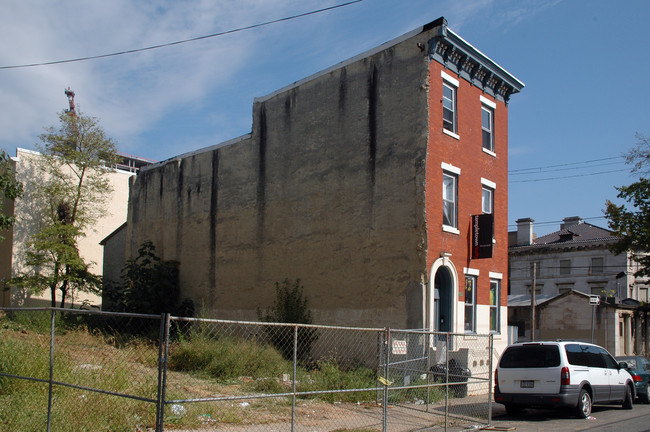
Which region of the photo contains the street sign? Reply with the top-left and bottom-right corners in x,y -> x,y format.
590,295 -> 600,305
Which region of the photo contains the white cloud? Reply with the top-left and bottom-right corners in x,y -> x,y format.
0,0 -> 315,154
0,0 -> 563,159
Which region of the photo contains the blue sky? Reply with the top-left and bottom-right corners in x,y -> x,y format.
1,0 -> 647,236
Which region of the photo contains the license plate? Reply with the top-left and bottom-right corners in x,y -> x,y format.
520,380 -> 534,388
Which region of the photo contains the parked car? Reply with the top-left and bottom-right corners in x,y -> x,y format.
429,359 -> 471,397
494,341 -> 635,418
616,355 -> 650,404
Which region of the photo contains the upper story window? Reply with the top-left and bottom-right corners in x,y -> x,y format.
443,83 -> 457,133
591,257 -> 604,274
441,72 -> 459,137
480,96 -> 496,155
560,259 -> 571,275
482,186 -> 493,214
481,105 -> 494,151
481,178 -> 496,215
443,172 -> 458,229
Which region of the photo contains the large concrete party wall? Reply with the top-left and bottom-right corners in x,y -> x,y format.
126,29 -> 434,327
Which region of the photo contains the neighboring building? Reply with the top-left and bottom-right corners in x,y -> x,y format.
0,148 -> 153,308
116,18 -> 524,359
509,216 -> 647,301
508,216 -> 650,355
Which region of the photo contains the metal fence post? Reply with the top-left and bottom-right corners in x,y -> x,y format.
156,313 -> 171,432
292,324 -> 297,432
488,333 -> 494,426
383,327 -> 390,432
444,332 -> 449,432
46,308 -> 56,432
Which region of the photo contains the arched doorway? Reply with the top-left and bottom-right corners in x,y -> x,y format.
434,266 -> 453,332
427,256 -> 458,333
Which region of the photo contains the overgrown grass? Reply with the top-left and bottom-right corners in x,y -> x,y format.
297,358 -> 378,403
0,311 -> 449,431
168,330 -> 291,382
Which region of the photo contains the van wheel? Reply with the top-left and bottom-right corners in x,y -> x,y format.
623,385 -> 634,410
505,404 -> 524,416
575,389 -> 592,419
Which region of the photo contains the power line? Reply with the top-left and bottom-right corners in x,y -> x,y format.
509,168 -> 628,183
509,160 -> 626,176
509,156 -> 624,174
507,216 -> 606,228
0,0 -> 364,70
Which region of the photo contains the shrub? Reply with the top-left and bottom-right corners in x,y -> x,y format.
168,331 -> 289,382
258,278 -> 318,362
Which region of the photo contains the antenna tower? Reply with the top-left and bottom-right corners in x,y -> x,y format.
64,87 -> 76,116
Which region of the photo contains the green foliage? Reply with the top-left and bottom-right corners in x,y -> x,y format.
10,110 -> 119,307
605,134 -> 650,277
0,149 -> 23,236
168,329 -> 289,382
258,278 -> 319,362
106,241 -> 193,317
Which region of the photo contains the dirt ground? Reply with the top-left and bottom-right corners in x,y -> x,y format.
167,394 -> 493,432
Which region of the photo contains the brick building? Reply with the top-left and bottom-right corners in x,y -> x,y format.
114,18 -> 523,354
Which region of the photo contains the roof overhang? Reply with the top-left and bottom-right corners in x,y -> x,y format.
426,18 -> 524,104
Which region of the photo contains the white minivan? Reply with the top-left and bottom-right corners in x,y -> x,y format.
494,341 -> 635,418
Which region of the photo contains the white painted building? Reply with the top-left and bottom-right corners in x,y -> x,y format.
0,148 -> 153,308
507,216 -> 650,356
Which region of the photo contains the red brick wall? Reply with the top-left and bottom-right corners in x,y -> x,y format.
425,62 -> 509,308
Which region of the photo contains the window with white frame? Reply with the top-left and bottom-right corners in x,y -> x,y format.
443,82 -> 457,133
464,275 -> 476,333
490,279 -> 500,333
481,105 -> 494,152
443,172 -> 457,228
482,186 -> 493,214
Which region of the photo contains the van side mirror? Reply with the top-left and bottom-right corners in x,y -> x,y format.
619,362 -> 628,370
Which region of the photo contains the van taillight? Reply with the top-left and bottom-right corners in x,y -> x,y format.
495,368 -> 498,383
561,367 -> 570,385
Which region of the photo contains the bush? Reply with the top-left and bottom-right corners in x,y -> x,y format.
258,278 -> 318,362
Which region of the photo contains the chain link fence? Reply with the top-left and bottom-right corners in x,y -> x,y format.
0,308 -> 493,431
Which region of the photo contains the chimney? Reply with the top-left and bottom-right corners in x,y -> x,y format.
516,218 -> 534,246
561,216 -> 582,230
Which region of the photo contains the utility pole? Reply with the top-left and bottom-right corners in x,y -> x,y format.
530,262 -> 536,341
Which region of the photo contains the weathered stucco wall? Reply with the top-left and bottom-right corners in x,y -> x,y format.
126,31 -> 434,327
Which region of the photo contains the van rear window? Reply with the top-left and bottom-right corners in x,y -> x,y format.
499,345 -> 561,368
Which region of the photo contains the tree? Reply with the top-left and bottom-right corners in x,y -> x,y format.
12,110 -> 120,308
605,133 -> 650,277
106,241 -> 193,316
0,150 -> 23,235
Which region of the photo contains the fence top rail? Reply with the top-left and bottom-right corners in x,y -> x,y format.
391,328 -> 493,338
0,307 -> 162,320
170,315 -> 385,332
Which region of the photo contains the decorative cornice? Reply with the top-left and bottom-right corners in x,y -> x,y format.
426,18 -> 524,104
